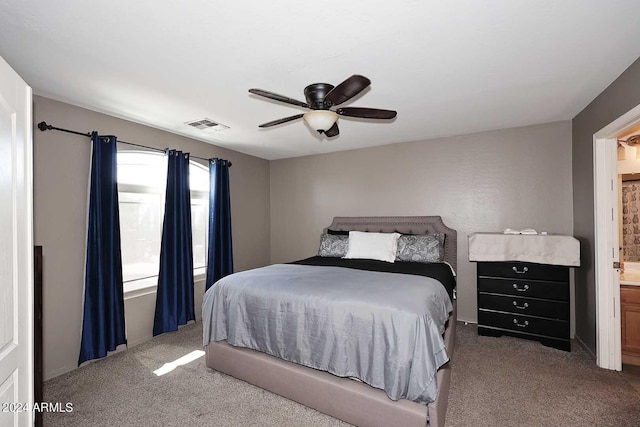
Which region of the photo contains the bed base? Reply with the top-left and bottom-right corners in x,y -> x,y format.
205,301 -> 456,427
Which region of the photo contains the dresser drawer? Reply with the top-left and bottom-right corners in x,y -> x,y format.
477,293 -> 569,320
478,277 -> 569,301
478,310 -> 569,339
477,262 -> 569,282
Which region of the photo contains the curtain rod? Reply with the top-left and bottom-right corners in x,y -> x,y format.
37,121 -> 231,166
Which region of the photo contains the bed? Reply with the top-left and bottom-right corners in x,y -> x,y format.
203,216 -> 458,427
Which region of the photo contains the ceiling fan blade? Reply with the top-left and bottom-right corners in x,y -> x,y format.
249,89 -> 310,108
336,107 -> 397,119
258,114 -> 304,128
324,122 -> 339,137
324,75 -> 371,106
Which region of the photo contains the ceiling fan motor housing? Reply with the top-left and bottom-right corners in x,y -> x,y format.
304,83 -> 334,109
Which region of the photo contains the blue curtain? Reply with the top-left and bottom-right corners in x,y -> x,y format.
206,158 -> 233,290
153,150 -> 195,336
79,132 -> 126,366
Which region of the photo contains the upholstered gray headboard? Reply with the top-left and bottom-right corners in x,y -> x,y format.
326,216 -> 458,272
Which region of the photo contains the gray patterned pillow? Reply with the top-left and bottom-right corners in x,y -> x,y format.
395,234 -> 445,263
318,233 -> 349,257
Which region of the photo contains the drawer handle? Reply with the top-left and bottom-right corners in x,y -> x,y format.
513,301 -> 529,310
512,266 -> 529,274
513,319 -> 529,328
512,283 -> 530,292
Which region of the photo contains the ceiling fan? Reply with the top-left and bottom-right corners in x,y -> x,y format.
248,75 -> 397,137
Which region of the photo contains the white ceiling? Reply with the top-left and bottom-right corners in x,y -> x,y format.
2,1 -> 640,160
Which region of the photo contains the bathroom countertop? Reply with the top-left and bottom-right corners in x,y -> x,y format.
620,270 -> 640,286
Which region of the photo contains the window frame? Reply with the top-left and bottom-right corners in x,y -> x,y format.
116,150 -> 209,297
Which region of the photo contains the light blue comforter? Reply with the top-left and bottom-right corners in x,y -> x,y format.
202,263 -> 453,403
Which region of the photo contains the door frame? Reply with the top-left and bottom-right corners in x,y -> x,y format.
594,103 -> 640,370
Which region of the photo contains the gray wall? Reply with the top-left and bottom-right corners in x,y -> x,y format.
33,96 -> 271,379
572,57 -> 640,353
270,121 -> 574,323
44,62 -> 640,376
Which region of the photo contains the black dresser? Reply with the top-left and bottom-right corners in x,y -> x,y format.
477,261 -> 570,351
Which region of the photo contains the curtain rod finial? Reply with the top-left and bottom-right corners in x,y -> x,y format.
37,121 -> 51,132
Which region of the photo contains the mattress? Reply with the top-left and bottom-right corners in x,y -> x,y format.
202,258 -> 455,403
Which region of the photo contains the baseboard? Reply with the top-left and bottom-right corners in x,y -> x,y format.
44,365 -> 77,382
622,353 -> 640,366
44,321 -> 198,381
44,341 -> 128,381
574,335 -> 596,360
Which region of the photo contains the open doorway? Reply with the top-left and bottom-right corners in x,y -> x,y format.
618,124 -> 640,275
594,103 -> 640,371
617,129 -> 640,370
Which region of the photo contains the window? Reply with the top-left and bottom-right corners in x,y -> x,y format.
117,151 -> 209,293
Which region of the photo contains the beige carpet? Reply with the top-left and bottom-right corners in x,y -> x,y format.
44,322 -> 640,426
446,325 -> 640,427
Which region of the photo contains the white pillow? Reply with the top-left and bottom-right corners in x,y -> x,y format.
344,231 -> 401,263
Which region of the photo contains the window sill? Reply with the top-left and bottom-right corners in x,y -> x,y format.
123,268 -> 207,300
124,277 -> 157,300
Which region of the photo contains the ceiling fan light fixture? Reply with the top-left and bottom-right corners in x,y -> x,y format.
303,110 -> 338,132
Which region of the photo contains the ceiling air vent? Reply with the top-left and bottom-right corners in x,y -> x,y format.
185,118 -> 229,132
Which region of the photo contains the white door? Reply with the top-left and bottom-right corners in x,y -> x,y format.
0,57 -> 34,426
609,138 -> 622,370
594,104 -> 640,371
594,137 -> 623,370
